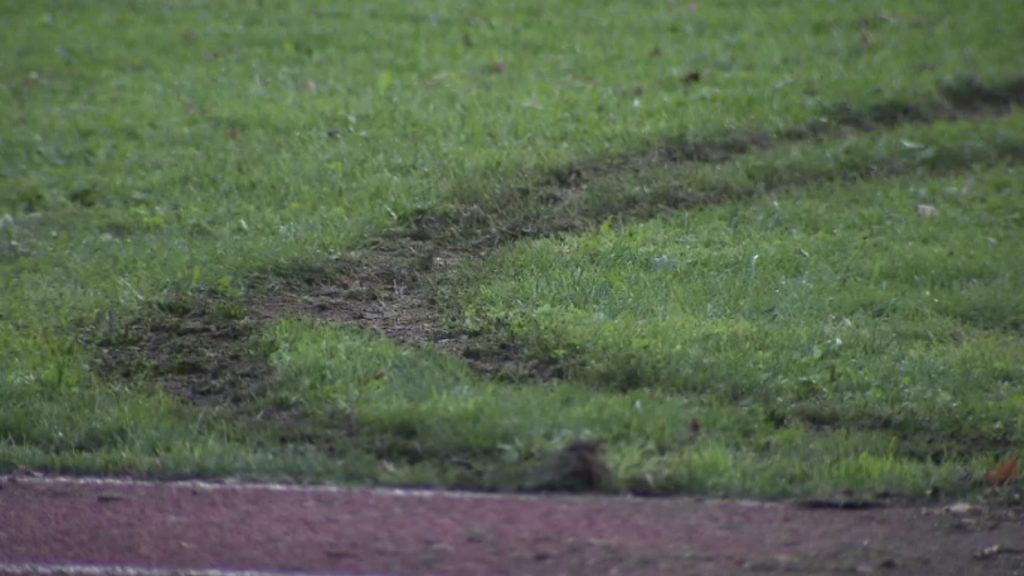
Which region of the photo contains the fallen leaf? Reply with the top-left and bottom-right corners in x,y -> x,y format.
682,71 -> 702,84
986,455 -> 1020,487
917,204 -> 939,218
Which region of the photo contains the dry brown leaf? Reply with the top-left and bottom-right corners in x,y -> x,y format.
986,455 -> 1020,487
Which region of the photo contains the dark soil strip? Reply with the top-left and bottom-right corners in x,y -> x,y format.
97,77 -> 1024,409
532,76 -> 1024,202
3,477 -> 1023,576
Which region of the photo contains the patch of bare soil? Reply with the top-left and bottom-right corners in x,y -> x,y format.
247,239 -> 567,381
97,76 -> 1024,414
96,296 -> 270,407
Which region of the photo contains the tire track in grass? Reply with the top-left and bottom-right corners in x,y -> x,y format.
97,76 -> 1024,408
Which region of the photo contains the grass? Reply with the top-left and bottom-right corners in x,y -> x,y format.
450,139 -> 1023,497
1,0 -> 1023,499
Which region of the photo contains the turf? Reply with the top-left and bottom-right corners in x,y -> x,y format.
1,0 -> 1022,499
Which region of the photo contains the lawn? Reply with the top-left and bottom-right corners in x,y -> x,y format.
1,0 -> 1022,500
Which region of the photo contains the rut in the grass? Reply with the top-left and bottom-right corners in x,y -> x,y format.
97,76 -> 1024,407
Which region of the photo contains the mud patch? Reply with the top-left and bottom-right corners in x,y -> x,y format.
98,77 -> 1024,406
248,240 -> 562,381
251,241 -> 444,342
97,295 -> 271,407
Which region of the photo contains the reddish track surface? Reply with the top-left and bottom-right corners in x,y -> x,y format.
1,476 -> 1022,576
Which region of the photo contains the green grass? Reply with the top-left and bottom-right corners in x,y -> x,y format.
450,149 -> 1023,497
2,0 -> 1023,499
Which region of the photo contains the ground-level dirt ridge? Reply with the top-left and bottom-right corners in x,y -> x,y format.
94,76 -> 1024,466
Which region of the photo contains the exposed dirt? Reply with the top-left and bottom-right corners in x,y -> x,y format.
96,76 -> 1024,423
538,76 -> 1024,195
2,476 -> 1023,576
96,296 -> 270,408
247,240 -> 567,382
